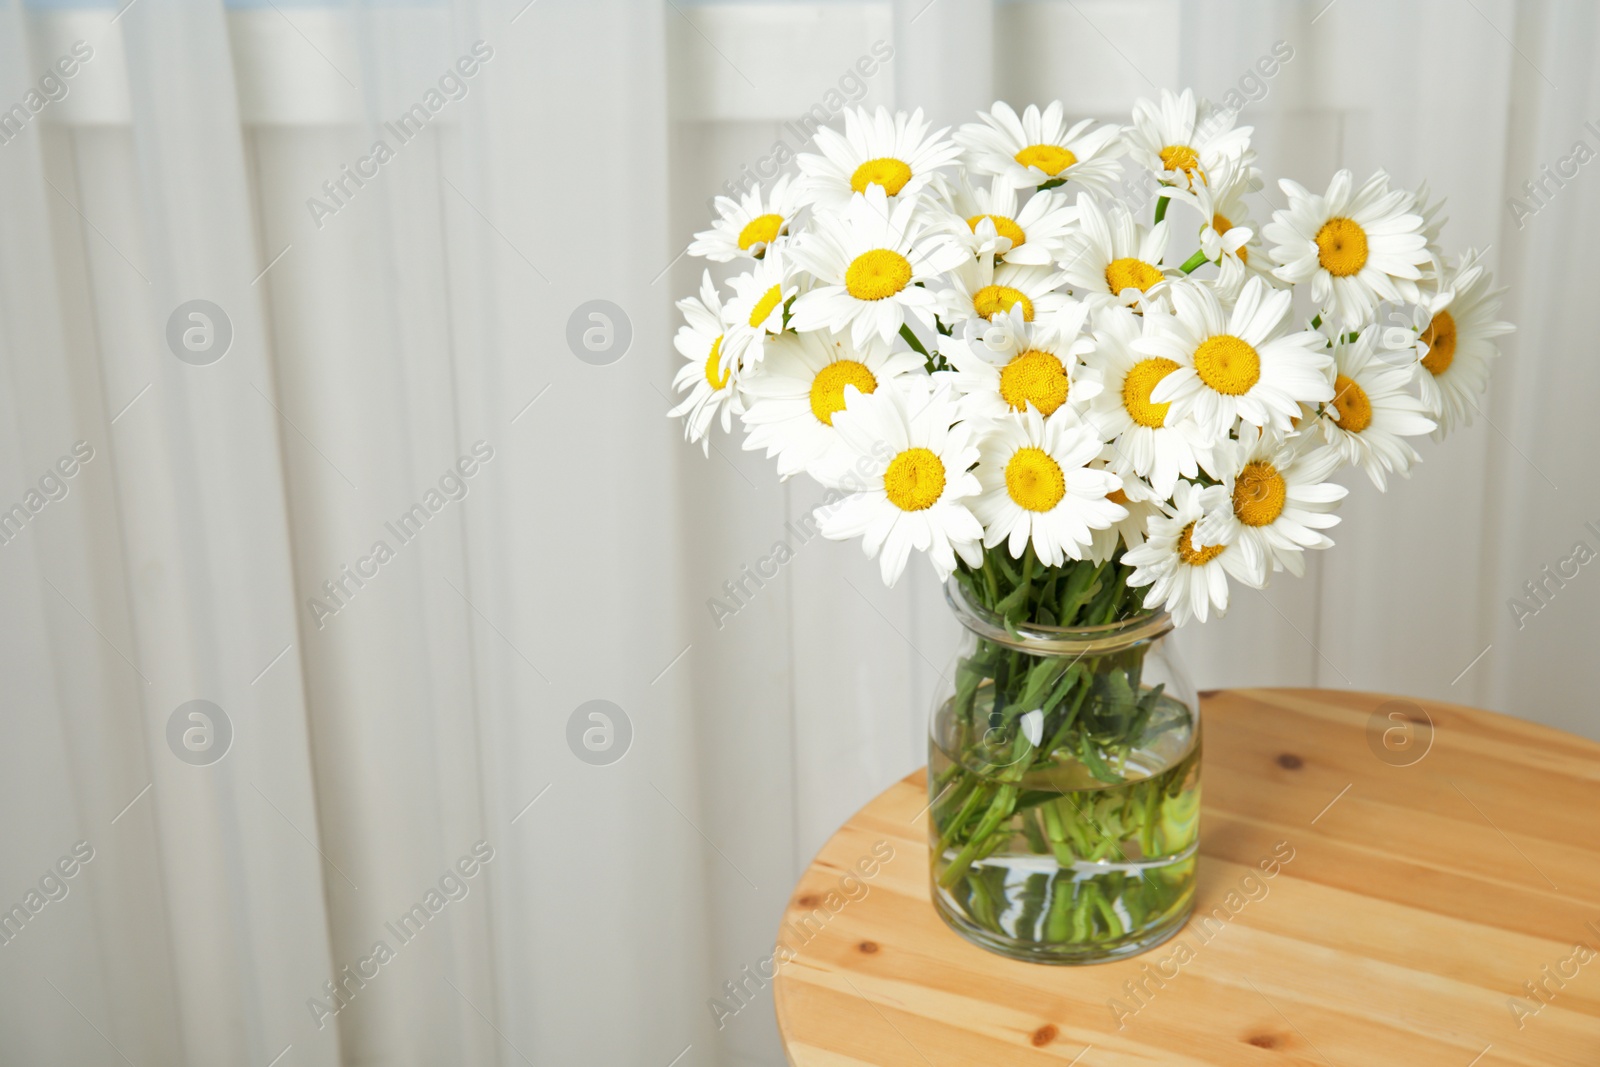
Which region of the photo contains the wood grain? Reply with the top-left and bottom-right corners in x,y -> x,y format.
772,689 -> 1600,1066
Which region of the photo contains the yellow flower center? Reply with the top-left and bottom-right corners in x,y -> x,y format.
967,214 -> 1026,249
1315,217 -> 1369,277
1193,334 -> 1261,396
973,284 -> 1034,321
704,335 -> 729,390
1420,308 -> 1457,376
1105,257 -> 1164,295
1014,144 -> 1077,176
1160,144 -> 1201,175
1123,358 -> 1178,428
808,360 -> 877,426
845,249 -> 912,301
998,349 -> 1069,415
748,284 -> 784,328
1004,447 -> 1066,513
737,213 -> 785,251
1233,461 -> 1287,527
883,447 -> 945,511
1330,374 -> 1373,433
1214,212 -> 1247,262
850,157 -> 913,196
1107,487 -> 1129,506
1177,522 -> 1225,566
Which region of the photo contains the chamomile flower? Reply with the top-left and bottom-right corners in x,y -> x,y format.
722,249 -> 799,368
973,406 -> 1125,566
1057,194 -> 1174,310
797,106 -> 961,209
938,303 -> 1100,421
956,101 -> 1125,196
1316,329 -> 1436,490
933,251 -> 1072,330
1087,471 -> 1164,564
1193,429 -> 1348,578
789,184 -> 967,347
1264,169 -> 1431,328
1125,88 -> 1254,190
1143,277 -> 1334,439
1413,250 -> 1515,438
818,382 -> 984,586
688,174 -> 804,262
1165,154 -> 1261,271
739,328 -> 925,485
1082,304 -> 1206,497
1124,479 -> 1264,625
936,175 -> 1079,266
669,271 -> 742,453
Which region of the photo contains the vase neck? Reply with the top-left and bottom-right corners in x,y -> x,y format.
944,577 -> 1173,656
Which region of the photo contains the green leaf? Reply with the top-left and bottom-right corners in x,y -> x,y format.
1079,736 -> 1121,784
897,322 -> 929,357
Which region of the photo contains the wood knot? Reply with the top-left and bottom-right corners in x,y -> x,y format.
1276,753 -> 1304,770
1030,1024 -> 1058,1047
795,894 -> 820,908
1246,1032 -> 1285,1048
857,940 -> 879,955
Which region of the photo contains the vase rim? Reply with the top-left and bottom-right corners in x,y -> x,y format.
944,576 -> 1174,655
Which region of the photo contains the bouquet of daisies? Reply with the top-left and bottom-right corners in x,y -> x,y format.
673,97 -> 1516,954
670,93 -> 1513,631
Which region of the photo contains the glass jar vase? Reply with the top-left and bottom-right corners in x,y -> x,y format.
928,578 -> 1200,964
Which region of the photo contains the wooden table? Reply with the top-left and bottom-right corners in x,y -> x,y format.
772,689 -> 1600,1065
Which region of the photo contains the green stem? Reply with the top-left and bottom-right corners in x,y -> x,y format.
1178,249 -> 1210,274
1153,195 -> 1170,225
939,784 -> 1018,888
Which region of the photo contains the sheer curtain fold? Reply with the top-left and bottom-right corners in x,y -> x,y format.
2,1 -> 707,1064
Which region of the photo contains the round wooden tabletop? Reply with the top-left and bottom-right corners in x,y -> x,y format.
772,688 -> 1600,1066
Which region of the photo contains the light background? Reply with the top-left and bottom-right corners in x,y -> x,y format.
0,0 -> 1594,1064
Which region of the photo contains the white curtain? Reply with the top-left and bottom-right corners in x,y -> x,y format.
0,1 -> 1593,1064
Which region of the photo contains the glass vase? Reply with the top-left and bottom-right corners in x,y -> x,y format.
928,578 -> 1200,964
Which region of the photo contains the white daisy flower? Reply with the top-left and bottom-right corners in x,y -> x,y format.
688,173 -> 805,262
972,406 -> 1126,567
1193,429 -> 1348,578
1143,277 -> 1334,439
722,248 -> 799,368
938,303 -> 1100,421
1125,88 -> 1254,190
1264,169 -> 1431,328
1164,153 -> 1262,272
933,250 -> 1071,331
1082,304 -> 1208,498
1087,470 -> 1163,564
818,382 -> 985,586
669,271 -> 743,453
1124,479 -> 1265,626
739,328 -> 925,486
789,184 -> 967,347
935,174 -> 1079,266
797,106 -> 961,209
1414,250 -> 1515,438
1058,193 -> 1175,310
1316,328 -> 1436,490
956,100 -> 1125,196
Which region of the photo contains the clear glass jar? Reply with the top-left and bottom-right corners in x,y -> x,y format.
928,578 -> 1200,964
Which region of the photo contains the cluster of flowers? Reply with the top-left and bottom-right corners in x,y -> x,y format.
669,92 -> 1514,625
